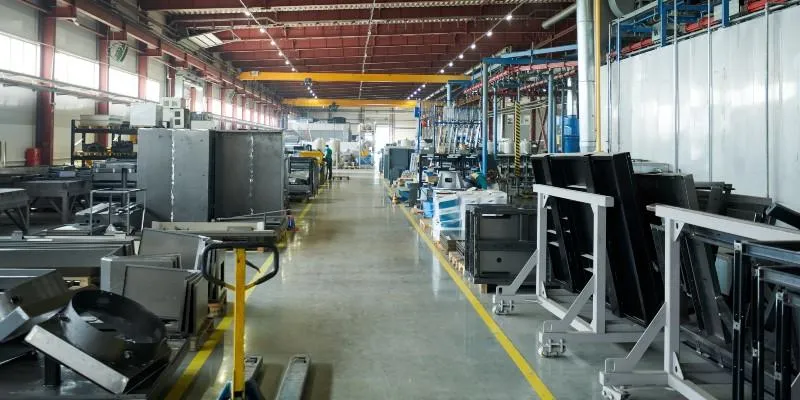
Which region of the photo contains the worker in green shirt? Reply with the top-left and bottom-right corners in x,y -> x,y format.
324,144 -> 333,181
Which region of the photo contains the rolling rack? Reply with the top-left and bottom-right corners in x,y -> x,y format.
598,206 -> 800,400
746,241 -> 800,400
492,184 -> 646,357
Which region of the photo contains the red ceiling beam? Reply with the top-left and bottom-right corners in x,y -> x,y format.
170,4 -> 536,26
141,0 -> 543,11
235,58 -> 480,69
212,21 -> 547,41
216,32 -> 541,52
223,49 -> 484,62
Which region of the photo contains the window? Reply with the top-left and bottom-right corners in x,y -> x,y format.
108,68 -> 138,97
0,33 -> 39,75
54,52 -> 98,89
145,79 -> 160,102
212,98 -> 221,115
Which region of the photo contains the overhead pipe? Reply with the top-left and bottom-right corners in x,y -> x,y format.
577,0 -> 596,152
542,4 -> 578,30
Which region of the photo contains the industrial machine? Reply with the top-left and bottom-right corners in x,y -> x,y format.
287,156 -> 320,201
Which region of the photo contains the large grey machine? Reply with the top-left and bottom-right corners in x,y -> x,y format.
137,128 -> 286,222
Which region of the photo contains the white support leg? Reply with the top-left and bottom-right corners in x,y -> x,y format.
664,218 -> 682,378
593,204 -> 607,334
536,193 -> 549,299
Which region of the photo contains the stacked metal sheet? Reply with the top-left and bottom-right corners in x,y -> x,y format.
532,152 -> 662,324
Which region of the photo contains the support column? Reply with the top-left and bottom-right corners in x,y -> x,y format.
480,63 -> 488,174
96,33 -> 110,147
446,83 -> 452,108
167,67 -> 176,97
205,82 -> 213,114
36,14 -> 56,165
189,87 -> 197,112
137,48 -> 148,100
547,73 -> 556,153
493,91 -> 499,156
577,0 -> 596,152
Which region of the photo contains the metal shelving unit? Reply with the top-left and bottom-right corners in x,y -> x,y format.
70,120 -> 138,167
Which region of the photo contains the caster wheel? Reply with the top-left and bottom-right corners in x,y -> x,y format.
492,304 -> 506,315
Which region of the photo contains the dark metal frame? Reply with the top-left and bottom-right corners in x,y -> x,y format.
464,204 -> 537,286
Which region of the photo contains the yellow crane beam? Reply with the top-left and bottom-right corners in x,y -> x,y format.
241,71 -> 467,83
282,98 -> 417,109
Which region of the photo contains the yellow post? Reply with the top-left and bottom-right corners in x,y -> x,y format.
233,248 -> 247,397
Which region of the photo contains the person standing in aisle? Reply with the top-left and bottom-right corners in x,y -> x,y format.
324,144 -> 333,181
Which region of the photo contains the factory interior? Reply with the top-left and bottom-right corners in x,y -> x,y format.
0,0 -> 798,399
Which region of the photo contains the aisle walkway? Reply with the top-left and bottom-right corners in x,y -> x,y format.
179,171 -> 615,400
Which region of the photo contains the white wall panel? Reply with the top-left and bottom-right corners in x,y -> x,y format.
710,19 -> 768,196
601,5 -> 800,209
0,3 -> 37,165
54,96 -> 94,164
0,2 -> 37,39
677,37 -> 710,180
56,20 -> 96,59
0,87 -> 36,166
767,8 -> 800,210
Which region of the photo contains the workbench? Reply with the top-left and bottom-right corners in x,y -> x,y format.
0,188 -> 29,233
15,179 -> 90,223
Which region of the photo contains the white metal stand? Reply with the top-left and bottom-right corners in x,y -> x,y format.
492,184 -> 644,357
599,205 -> 800,400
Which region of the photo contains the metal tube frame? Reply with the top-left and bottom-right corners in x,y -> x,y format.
599,205 -> 800,400
492,184 -> 644,357
88,188 -> 147,234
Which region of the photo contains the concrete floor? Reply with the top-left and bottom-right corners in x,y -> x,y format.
180,170 -> 642,400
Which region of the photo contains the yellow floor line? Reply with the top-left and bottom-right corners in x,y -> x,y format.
389,184 -> 556,400
165,196 -> 317,399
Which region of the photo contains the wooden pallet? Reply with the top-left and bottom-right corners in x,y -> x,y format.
188,317 -> 214,351
64,276 -> 92,289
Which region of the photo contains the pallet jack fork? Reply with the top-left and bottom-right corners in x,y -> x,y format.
200,241 -> 311,400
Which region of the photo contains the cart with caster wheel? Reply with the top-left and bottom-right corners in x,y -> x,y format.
492,184 -> 645,358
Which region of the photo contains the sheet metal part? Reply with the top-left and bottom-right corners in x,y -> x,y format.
14,179 -> 90,224
465,204 -> 537,286
0,269 -> 72,342
150,221 -> 281,242
100,255 -> 181,296
24,320 -> 177,396
137,129 -> 214,222
0,188 -> 30,233
213,129 -> 286,218
61,290 -> 168,365
588,153 -> 661,324
0,244 -> 131,277
636,173 -> 728,342
138,229 -> 209,270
